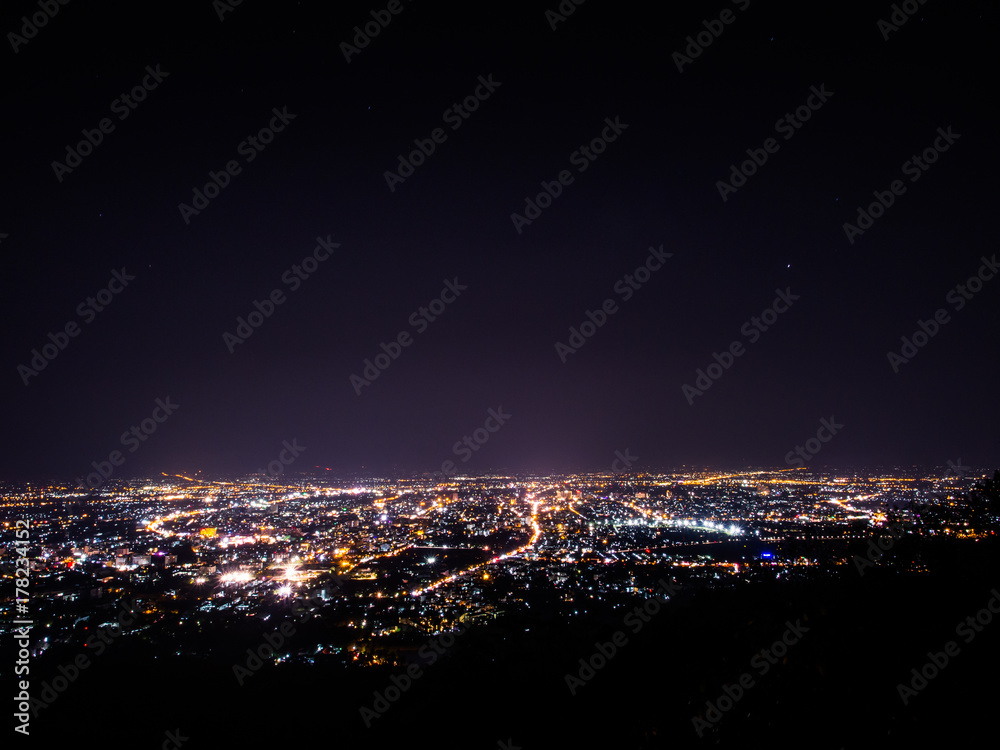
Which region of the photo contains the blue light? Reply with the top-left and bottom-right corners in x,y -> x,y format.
761,552 -> 773,559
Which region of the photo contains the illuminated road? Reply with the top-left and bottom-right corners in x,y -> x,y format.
147,506 -> 212,538
162,472 -> 234,487
409,490 -> 546,597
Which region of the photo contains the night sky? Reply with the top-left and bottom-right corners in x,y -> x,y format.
2,0 -> 997,481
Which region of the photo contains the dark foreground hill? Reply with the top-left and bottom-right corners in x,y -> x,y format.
21,537 -> 999,750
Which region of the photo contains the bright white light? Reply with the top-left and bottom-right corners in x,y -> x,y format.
277,585 -> 292,597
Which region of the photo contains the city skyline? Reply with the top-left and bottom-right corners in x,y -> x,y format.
5,465 -> 998,746
3,1 -> 998,748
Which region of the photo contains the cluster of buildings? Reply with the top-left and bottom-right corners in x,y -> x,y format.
1,467 -> 992,666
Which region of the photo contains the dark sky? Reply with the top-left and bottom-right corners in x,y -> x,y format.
2,0 -> 998,481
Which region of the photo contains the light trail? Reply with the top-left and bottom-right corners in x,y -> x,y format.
409,490 -> 546,597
